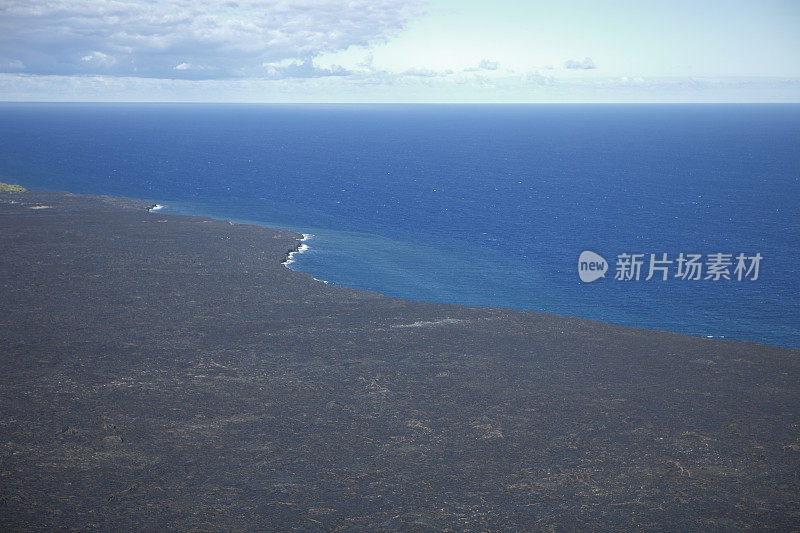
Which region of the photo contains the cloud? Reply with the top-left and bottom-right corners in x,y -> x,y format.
81,51 -> 116,67
524,71 -> 554,85
2,59 -> 25,70
0,0 -> 426,79
564,57 -> 597,70
264,59 -> 351,79
401,67 -> 441,77
463,59 -> 500,72
2,73 -> 799,103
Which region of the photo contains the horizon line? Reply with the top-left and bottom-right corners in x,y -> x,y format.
3,100 -> 800,105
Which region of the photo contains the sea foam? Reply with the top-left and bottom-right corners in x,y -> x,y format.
283,233 -> 313,266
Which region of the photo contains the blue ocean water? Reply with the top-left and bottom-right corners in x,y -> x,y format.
0,103 -> 798,349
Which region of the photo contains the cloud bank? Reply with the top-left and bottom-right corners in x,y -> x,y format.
3,73 -> 797,103
564,57 -> 596,70
0,0 -> 425,79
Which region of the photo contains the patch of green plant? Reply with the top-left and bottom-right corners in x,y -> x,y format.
0,182 -> 27,192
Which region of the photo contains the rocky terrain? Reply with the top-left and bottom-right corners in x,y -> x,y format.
1,190 -> 798,530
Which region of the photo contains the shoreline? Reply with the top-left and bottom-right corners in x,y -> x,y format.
145,200 -> 795,350
1,189 -> 798,530
281,233 -> 313,267
281,232 -> 331,285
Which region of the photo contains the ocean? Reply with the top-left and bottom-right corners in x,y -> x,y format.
0,103 -> 797,349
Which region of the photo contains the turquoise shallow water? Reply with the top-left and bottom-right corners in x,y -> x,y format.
161,199 -> 553,310
0,103 -> 798,348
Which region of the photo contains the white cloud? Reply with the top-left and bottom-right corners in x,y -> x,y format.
81,51 -> 116,66
263,59 -> 351,78
1,73 -> 799,103
401,67 -> 441,77
0,0 -> 426,79
564,57 -> 597,70
464,59 -> 500,73
3,59 -> 25,70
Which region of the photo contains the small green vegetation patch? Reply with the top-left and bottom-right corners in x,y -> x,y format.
0,182 -> 27,192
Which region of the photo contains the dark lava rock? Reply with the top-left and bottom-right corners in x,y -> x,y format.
1,190 -> 798,530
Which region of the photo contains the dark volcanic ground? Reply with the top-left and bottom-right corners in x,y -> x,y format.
1,190 -> 798,531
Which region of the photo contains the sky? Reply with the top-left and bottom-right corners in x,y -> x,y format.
0,0 -> 799,102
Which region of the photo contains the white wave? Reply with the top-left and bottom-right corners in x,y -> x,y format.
283,233 -> 313,267
148,204 -> 165,212
282,234 -> 330,286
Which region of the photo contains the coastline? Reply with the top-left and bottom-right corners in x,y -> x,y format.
1,189 -> 798,530
282,233 -> 313,267
149,200 -> 797,350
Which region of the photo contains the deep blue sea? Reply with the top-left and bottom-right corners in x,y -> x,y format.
0,103 -> 798,349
